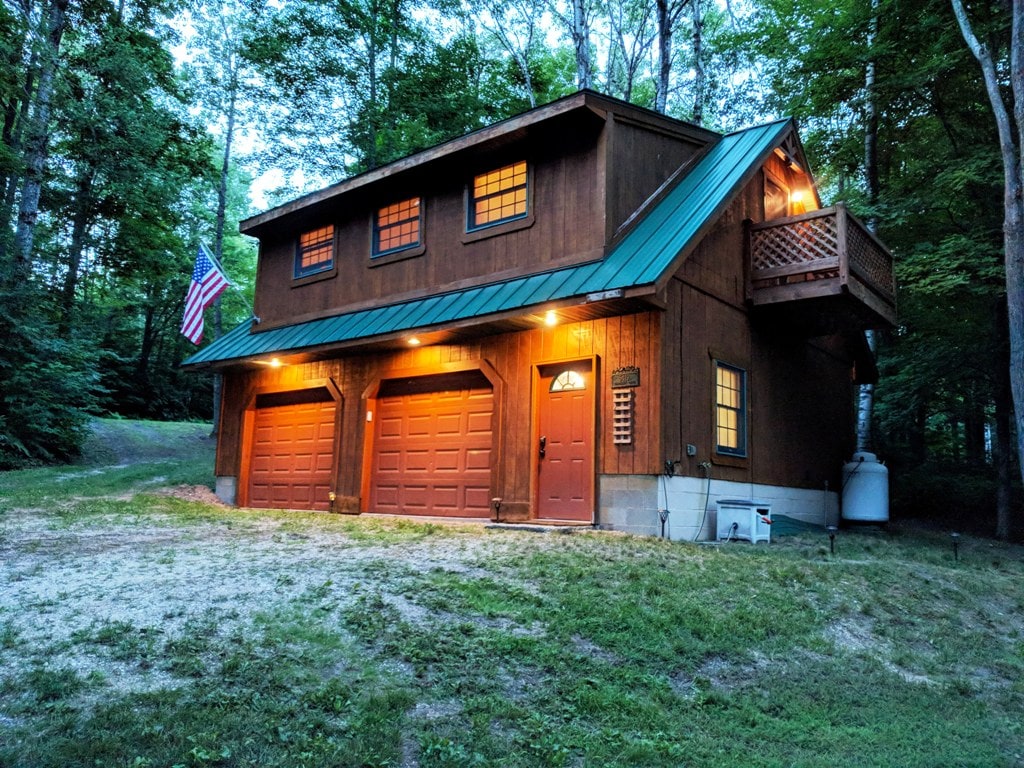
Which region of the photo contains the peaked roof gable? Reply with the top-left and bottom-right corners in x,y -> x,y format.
183,118 -> 795,368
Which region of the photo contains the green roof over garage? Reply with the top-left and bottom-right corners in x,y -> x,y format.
182,118 -> 793,369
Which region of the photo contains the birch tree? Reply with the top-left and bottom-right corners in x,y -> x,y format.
549,0 -> 594,89
10,0 -> 68,283
603,0 -> 655,102
478,0 -> 544,107
949,0 -> 1024,539
655,0 -> 689,112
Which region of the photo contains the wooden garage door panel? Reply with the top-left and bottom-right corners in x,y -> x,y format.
370,383 -> 493,517
248,396 -> 336,511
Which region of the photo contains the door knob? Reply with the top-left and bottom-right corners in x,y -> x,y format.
539,435 -> 546,459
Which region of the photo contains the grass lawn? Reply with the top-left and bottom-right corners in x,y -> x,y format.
0,419 -> 1022,767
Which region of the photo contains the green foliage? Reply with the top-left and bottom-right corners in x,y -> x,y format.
0,284 -> 99,468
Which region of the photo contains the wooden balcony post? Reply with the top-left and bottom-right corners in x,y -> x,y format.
743,218 -> 753,302
836,202 -> 850,288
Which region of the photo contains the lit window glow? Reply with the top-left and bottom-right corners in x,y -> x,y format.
715,362 -> 747,457
374,197 -> 421,256
296,225 -> 334,277
469,161 -> 528,229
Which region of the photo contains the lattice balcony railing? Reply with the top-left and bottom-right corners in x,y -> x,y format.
748,204 -> 896,307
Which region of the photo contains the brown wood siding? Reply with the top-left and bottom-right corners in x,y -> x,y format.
253,123 -> 607,330
251,113 -> 712,332
216,312 -> 661,518
605,117 -> 705,240
658,166 -> 856,491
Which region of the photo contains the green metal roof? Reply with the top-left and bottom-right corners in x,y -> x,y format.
183,118 -> 792,368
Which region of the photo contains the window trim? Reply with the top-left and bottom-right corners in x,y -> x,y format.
465,160 -> 532,234
714,360 -> 748,459
294,224 -> 336,281
371,196 -> 425,263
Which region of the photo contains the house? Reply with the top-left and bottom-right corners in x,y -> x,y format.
182,90 -> 896,540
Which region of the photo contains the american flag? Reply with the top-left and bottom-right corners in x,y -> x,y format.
180,243 -> 230,345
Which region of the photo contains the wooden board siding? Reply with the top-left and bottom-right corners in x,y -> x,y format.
217,312 -> 661,518
658,169 -> 856,492
252,121 -> 607,331
604,116 -> 705,241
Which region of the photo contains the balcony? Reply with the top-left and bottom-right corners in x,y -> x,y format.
746,204 -> 896,334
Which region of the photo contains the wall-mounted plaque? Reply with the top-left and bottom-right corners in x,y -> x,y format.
610,365 -> 640,388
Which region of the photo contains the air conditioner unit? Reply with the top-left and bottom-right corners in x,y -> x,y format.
716,499 -> 772,543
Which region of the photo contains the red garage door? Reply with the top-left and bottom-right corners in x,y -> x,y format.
248,388 -> 337,511
370,372 -> 493,517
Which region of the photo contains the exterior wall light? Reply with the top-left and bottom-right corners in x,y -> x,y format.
544,310 -> 558,327
408,337 -> 421,346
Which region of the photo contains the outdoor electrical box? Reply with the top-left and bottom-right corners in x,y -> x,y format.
716,499 -> 772,543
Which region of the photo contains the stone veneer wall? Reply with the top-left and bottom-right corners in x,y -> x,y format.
598,474 -> 840,542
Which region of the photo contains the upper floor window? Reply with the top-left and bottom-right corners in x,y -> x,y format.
764,176 -> 789,221
373,197 -> 422,257
469,161 -> 528,230
295,225 -> 334,278
715,361 -> 747,457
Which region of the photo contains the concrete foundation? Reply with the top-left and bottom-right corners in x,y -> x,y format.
598,474 -> 839,541
215,476 -> 237,506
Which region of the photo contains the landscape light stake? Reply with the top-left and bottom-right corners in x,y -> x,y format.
659,508 -> 670,539
826,525 -> 837,555
492,497 -> 502,523
951,532 -> 960,562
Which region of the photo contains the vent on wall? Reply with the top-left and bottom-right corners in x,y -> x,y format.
612,389 -> 633,444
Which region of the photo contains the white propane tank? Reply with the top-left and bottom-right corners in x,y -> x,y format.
841,451 -> 889,523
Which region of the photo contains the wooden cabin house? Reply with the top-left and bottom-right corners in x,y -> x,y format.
183,91 -> 896,540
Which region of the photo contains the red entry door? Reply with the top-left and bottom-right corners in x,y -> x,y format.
536,364 -> 594,522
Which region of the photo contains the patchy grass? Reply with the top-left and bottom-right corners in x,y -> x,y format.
1,420 -> 1022,766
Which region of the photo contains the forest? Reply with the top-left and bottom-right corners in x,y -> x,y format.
0,0 -> 1021,538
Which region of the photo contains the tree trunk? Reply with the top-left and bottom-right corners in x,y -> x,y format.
856,331 -> 877,453
994,302 -> 1013,540
59,171 -> 94,332
210,43 -> 238,438
950,0 -> 1024,538
572,0 -> 591,89
856,0 -> 881,455
691,0 -> 704,124
1,15 -> 35,264
10,0 -> 68,283
655,0 -> 671,113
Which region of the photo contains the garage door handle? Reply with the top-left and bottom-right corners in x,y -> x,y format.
539,435 -> 546,459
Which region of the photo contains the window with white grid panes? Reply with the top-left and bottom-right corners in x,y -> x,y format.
468,161 -> 528,230
715,362 -> 747,457
373,197 -> 421,256
295,225 -> 335,278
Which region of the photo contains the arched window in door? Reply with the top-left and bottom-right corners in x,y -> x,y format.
550,370 -> 586,392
